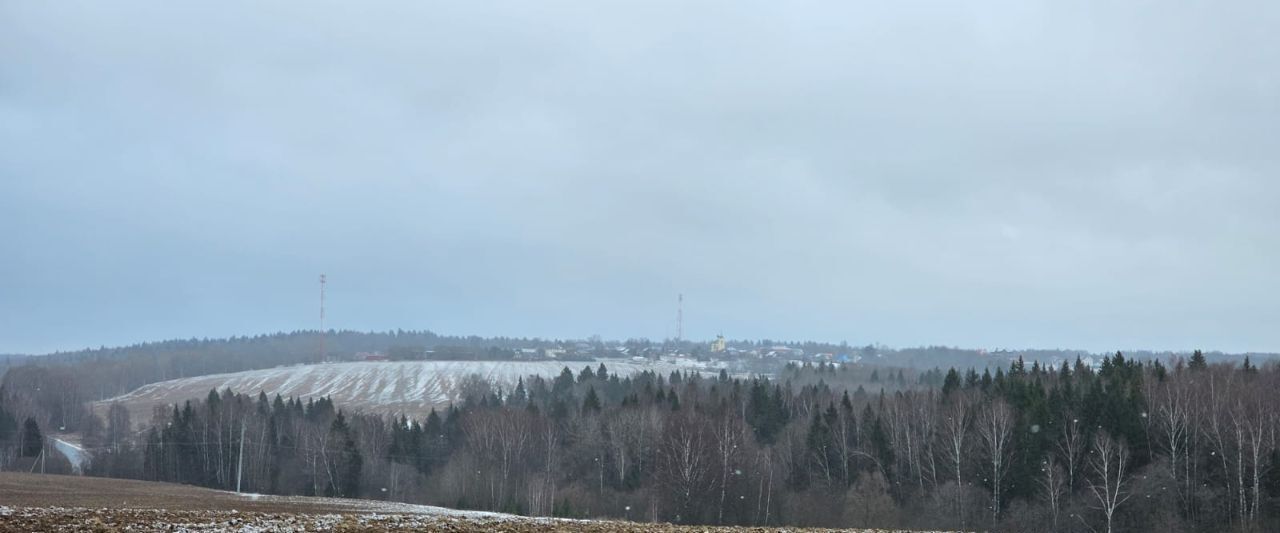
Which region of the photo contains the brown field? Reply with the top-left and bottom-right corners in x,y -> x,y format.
0,473 -> 934,532
0,472 -> 422,513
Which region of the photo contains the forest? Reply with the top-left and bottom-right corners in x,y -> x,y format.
24,351 -> 1272,532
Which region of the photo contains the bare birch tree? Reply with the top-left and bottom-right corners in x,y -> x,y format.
1087,432 -> 1131,533
1154,376 -> 1191,510
660,414 -> 712,523
977,399 -> 1013,519
710,411 -> 745,524
940,392 -> 971,524
1038,454 -> 1066,529
1058,415 -> 1085,493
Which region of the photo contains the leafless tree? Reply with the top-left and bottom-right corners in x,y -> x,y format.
660,414 -> 711,523
977,399 -> 1013,519
1153,376 -> 1191,510
833,403 -> 859,487
1087,432 -> 1131,533
883,394 -> 910,496
752,448 -> 775,526
1229,379 -> 1271,526
940,392 -> 971,524
911,391 -> 940,492
1202,369 -> 1238,524
493,409 -> 533,506
710,411 -> 746,524
528,416 -> 559,517
1038,455 -> 1066,529
1058,415 -> 1085,493
105,403 -> 131,452
604,411 -> 635,487
462,408 -> 531,509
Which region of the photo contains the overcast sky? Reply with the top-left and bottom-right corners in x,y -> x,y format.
2,1 -> 1278,355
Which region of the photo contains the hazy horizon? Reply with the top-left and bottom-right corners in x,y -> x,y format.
6,324 -> 1273,360
4,1 -> 1278,355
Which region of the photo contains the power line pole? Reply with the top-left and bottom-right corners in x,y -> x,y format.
319,274 -> 327,363
236,419 -> 246,493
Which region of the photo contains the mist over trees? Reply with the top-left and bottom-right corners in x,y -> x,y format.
63,353 -> 1280,531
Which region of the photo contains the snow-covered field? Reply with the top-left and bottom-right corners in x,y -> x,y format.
98,359 -> 720,424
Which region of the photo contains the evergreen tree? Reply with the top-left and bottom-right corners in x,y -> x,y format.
1188,349 -> 1207,370
328,412 -> 362,497
510,378 -> 528,406
942,368 -> 962,397
20,417 -> 42,457
552,368 -> 575,397
862,405 -> 894,479
0,407 -> 17,451
804,405 -> 839,487
581,387 -> 601,413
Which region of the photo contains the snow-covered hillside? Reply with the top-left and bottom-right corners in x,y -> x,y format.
99,359 -> 719,424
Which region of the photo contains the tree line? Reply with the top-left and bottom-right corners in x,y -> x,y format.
19,328 -> 1266,405
74,352 -> 1279,531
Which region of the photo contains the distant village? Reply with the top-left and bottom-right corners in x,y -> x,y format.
343,334 -> 1121,376
350,334 -> 867,373
322,329 -> 1280,378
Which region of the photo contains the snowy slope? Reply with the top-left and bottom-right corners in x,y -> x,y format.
98,360 -> 715,424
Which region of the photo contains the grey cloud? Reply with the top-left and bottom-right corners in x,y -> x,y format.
1,0 -> 1277,353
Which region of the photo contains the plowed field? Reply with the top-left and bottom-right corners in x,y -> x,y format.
0,474 -> 932,532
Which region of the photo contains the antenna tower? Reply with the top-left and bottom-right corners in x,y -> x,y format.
319,274 -> 327,363
676,293 -> 683,342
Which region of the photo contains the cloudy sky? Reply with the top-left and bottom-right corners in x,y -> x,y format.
2,1 -> 1277,355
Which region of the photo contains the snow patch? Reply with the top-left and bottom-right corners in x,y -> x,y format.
53,438 -> 88,474
101,360 -> 717,423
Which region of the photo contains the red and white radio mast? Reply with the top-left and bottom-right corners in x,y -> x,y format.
676,293 -> 683,342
